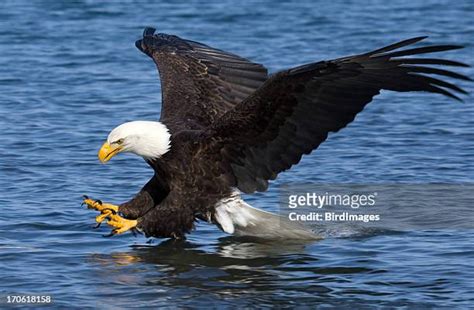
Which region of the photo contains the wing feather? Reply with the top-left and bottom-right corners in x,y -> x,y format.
205,37 -> 469,193
136,27 -> 268,131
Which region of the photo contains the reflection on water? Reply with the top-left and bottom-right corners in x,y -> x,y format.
90,237 -> 316,274
87,237 -> 336,306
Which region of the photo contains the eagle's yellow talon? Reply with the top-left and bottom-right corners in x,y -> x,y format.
95,209 -> 113,224
106,214 -> 137,235
83,197 -> 119,213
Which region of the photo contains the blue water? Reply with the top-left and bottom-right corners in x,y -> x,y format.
1,0 -> 473,308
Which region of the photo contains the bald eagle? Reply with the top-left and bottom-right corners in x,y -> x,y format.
84,27 -> 469,240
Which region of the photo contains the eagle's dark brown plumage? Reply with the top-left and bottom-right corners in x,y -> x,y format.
93,27 -> 470,239
136,27 -> 268,131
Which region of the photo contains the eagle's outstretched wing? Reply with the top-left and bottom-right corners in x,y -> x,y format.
205,37 -> 470,193
136,27 -> 268,130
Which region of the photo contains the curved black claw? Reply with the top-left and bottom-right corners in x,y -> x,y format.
93,222 -> 102,229
81,195 -> 89,207
103,230 -> 117,238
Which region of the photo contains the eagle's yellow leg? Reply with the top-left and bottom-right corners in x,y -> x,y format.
106,213 -> 137,235
83,196 -> 119,213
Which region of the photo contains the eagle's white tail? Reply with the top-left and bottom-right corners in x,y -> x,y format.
214,191 -> 320,240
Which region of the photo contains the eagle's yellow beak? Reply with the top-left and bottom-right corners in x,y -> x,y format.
98,142 -> 122,163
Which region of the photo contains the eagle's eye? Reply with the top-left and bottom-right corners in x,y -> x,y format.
114,138 -> 125,145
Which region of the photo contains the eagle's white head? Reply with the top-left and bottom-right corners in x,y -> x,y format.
98,121 -> 171,163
